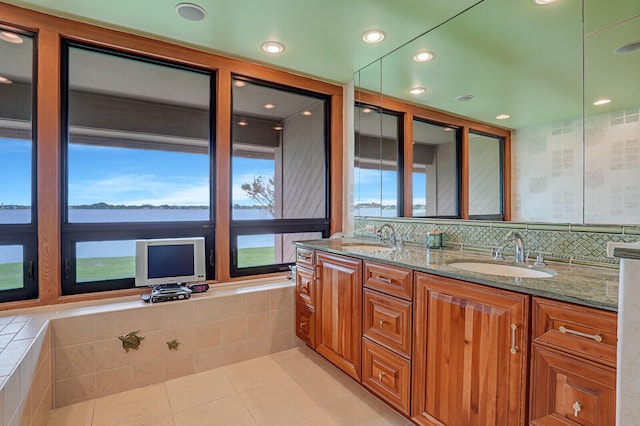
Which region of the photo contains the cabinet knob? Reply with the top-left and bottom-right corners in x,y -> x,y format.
379,318 -> 386,328
378,371 -> 385,381
300,322 -> 307,331
573,401 -> 582,417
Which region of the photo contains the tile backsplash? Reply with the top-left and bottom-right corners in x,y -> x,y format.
354,217 -> 640,267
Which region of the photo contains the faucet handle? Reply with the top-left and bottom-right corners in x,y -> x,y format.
492,247 -> 505,261
534,251 -> 550,267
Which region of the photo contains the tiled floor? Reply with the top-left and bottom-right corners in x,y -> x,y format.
46,346 -> 412,426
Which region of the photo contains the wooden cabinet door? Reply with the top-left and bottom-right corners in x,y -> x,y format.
296,265 -> 315,306
315,251 -> 362,381
529,345 -> 615,425
412,272 -> 529,426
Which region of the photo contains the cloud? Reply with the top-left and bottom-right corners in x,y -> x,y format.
69,174 -> 210,206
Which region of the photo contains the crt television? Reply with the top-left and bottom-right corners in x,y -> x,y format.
135,237 -> 206,287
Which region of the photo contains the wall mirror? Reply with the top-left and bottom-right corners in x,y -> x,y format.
354,0 -> 640,225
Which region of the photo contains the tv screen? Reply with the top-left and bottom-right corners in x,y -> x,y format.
147,244 -> 195,279
135,237 -> 205,287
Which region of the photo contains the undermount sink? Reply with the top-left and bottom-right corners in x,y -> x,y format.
449,262 -> 555,278
341,243 -> 395,253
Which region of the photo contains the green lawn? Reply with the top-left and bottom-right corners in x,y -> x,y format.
237,247 -> 275,268
77,256 -> 135,282
0,262 -> 23,290
2,247 -> 277,288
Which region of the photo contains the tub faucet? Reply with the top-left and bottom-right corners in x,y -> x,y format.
512,232 -> 526,263
377,224 -> 396,245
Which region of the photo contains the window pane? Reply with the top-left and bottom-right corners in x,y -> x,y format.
469,132 -> 503,216
76,240 -> 135,283
413,120 -> 459,217
354,106 -> 400,217
237,232 -> 323,268
66,47 -> 211,223
232,79 -> 327,220
0,245 -> 23,291
0,32 -> 34,224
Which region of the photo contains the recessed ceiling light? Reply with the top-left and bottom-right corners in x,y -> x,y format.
264,103 -> 275,109
496,114 -> 510,120
175,3 -> 207,21
261,41 -> 285,54
273,125 -> 283,131
614,41 -> 640,54
0,76 -> 12,84
593,99 -> 612,106
302,111 -> 312,116
532,0 -> 557,5
0,31 -> 23,44
455,95 -> 474,101
362,30 -> 385,44
233,80 -> 246,87
409,86 -> 426,95
413,51 -> 435,62
362,108 -> 372,113
238,120 -> 248,126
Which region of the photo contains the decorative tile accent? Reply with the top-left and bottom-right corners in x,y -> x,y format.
355,217 -> 640,267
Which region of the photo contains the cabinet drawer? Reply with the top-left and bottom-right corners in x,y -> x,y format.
532,297 -> 617,367
530,344 -> 616,425
296,247 -> 314,268
363,289 -> 412,357
295,265 -> 315,306
295,301 -> 315,348
363,261 -> 412,300
362,338 -> 411,416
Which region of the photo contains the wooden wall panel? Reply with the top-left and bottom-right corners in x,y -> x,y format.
36,29 -> 61,304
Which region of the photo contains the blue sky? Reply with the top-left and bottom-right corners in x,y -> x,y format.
2,137 -> 417,207
1,138 -> 276,207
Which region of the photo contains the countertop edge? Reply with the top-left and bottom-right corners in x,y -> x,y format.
296,241 -> 619,313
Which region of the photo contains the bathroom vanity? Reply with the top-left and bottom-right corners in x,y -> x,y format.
295,238 -> 618,425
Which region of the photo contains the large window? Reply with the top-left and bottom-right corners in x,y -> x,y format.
354,105 -> 402,217
61,43 -> 214,295
0,27 -> 37,302
412,119 -> 460,217
468,131 -> 504,220
230,78 -> 330,276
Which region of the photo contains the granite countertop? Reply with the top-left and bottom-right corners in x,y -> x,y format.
296,238 -> 619,312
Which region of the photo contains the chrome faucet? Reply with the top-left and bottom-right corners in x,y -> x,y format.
377,224 -> 396,245
512,232 -> 526,263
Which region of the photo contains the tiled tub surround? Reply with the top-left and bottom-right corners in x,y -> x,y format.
0,315 -> 52,426
354,216 -> 640,269
297,237 -> 619,311
0,277 -> 295,425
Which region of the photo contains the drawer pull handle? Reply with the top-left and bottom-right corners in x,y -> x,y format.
377,276 -> 392,284
379,318 -> 386,328
378,371 -> 385,381
510,323 -> 519,354
300,322 -> 307,331
573,401 -> 582,417
559,326 -> 603,342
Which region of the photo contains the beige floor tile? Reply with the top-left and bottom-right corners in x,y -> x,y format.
322,391 -> 409,426
92,383 -> 171,426
223,355 -> 289,392
165,367 -> 236,412
173,394 -> 257,426
46,400 -> 95,426
239,377 -> 339,426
